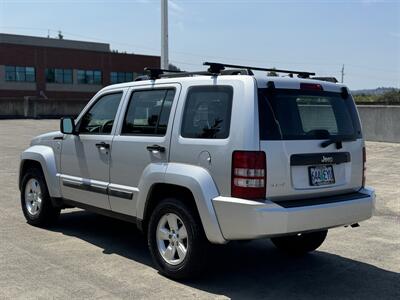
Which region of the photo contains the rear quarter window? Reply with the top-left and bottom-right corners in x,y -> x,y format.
181,86 -> 233,139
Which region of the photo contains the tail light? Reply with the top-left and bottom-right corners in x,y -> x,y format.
232,151 -> 266,199
362,147 -> 366,187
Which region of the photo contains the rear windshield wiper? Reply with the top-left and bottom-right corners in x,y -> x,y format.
321,137 -> 356,149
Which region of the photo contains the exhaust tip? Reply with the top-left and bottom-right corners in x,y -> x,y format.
350,223 -> 360,228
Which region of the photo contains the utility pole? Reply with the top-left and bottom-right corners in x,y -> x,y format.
341,64 -> 345,83
161,0 -> 169,70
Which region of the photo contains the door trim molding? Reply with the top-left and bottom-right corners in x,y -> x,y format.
61,174 -> 137,200
108,187 -> 134,200
62,179 -> 108,195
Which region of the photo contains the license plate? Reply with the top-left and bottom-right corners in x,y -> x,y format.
309,165 -> 335,186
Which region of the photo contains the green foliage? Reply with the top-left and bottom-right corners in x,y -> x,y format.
354,90 -> 400,104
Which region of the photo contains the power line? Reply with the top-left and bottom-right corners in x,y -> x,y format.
1,25 -> 399,75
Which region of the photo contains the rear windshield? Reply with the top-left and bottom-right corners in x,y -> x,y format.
258,89 -> 362,140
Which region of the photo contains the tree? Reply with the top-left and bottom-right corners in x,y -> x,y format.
354,89 -> 400,104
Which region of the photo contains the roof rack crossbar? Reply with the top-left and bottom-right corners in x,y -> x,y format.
203,62 -> 315,77
142,62 -> 316,80
160,71 -> 211,78
144,67 -> 183,80
160,69 -> 253,78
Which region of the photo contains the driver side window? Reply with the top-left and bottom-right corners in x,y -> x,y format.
78,92 -> 122,135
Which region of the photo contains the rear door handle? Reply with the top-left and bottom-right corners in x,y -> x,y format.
146,144 -> 165,153
95,142 -> 110,149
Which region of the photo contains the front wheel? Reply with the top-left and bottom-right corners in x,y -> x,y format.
21,168 -> 60,226
147,198 -> 207,279
270,230 -> 328,255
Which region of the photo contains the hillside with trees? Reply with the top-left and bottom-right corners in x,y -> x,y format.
352,88 -> 400,104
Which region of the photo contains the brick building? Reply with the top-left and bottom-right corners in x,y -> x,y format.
0,33 -> 160,117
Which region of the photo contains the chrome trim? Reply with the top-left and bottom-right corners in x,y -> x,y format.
108,183 -> 138,200
108,187 -> 133,200
61,175 -> 108,195
62,179 -> 108,195
61,175 -> 137,200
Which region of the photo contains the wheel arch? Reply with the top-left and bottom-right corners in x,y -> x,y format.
142,183 -> 199,231
137,163 -> 226,244
19,145 -> 61,199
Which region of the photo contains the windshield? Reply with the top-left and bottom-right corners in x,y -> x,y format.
258,88 -> 362,140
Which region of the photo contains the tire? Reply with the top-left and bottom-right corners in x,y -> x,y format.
147,198 -> 207,280
270,230 -> 328,255
21,167 -> 60,226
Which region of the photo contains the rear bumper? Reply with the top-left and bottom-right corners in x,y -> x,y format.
212,187 -> 375,240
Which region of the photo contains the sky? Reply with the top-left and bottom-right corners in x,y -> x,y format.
0,0 -> 399,90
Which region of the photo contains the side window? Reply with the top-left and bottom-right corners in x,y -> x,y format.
122,89 -> 175,135
181,86 -> 233,139
78,92 -> 122,135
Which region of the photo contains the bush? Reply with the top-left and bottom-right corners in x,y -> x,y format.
354,90 -> 400,104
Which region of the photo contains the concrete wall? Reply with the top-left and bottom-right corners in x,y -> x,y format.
358,105 -> 400,143
0,98 -> 88,119
0,100 -> 399,142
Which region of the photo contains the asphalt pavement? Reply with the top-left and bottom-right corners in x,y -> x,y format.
0,120 -> 399,299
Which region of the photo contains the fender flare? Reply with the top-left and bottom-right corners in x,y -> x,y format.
20,145 -> 61,199
136,162 -> 226,244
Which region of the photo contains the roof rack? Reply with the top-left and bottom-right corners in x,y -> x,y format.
143,67 -> 182,80
203,62 -> 315,78
141,61 -> 316,80
160,71 -> 211,78
160,68 -> 253,78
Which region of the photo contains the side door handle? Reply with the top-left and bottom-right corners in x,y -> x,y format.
95,142 -> 110,149
146,144 -> 165,153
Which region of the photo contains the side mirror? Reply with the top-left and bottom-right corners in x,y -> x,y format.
60,117 -> 77,135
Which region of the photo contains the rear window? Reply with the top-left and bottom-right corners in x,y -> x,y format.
258,89 -> 362,140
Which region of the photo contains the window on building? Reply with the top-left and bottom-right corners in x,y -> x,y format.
110,71 -> 136,84
46,68 -> 73,84
77,70 -> 102,84
5,66 -> 36,82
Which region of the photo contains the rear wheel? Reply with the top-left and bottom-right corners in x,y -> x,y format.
271,230 -> 328,255
21,168 -> 60,226
147,198 -> 207,279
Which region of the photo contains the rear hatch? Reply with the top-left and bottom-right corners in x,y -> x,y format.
258,83 -> 364,201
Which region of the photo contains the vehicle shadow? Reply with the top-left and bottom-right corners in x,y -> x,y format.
51,210 -> 400,300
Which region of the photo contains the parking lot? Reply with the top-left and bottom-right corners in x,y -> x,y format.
0,119 -> 399,299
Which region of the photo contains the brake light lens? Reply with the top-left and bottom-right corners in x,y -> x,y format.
300,83 -> 323,91
362,147 -> 366,187
232,151 -> 266,199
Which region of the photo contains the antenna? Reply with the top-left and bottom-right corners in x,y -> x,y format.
341,64 -> 345,83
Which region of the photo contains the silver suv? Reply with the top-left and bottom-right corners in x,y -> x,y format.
19,62 -> 375,279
